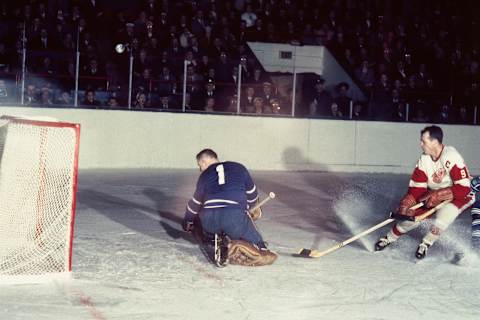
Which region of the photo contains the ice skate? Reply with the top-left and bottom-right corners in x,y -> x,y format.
415,242 -> 430,259
374,237 -> 391,251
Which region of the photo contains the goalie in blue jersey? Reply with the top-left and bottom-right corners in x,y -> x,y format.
182,149 -> 277,266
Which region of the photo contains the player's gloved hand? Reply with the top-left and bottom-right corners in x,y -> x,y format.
248,199 -> 263,221
471,177 -> 480,193
396,193 -> 417,217
182,212 -> 196,232
419,187 -> 453,208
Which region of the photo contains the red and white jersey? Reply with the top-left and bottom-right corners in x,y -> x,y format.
408,145 -> 472,209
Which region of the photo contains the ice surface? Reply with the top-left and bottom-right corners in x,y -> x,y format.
1,169 -> 479,320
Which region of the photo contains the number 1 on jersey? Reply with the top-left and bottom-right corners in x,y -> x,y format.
216,164 -> 225,185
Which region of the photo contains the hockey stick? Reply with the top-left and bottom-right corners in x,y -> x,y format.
248,192 -> 276,219
414,200 -> 450,222
296,201 -> 445,258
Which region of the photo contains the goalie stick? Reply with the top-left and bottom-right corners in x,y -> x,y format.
296,201 -> 449,258
248,192 -> 276,219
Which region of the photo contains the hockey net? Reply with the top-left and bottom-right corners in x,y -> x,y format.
0,116 -> 80,282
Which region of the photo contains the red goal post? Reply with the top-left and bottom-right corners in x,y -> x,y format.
0,116 -> 80,282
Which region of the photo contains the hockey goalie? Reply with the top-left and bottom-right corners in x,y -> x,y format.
182,149 -> 277,267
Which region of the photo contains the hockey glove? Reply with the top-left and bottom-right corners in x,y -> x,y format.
182,212 -> 196,232
248,199 -> 263,221
395,193 -> 417,217
419,187 -> 453,208
472,177 -> 480,193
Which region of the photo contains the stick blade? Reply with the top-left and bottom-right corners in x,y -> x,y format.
293,248 -> 321,258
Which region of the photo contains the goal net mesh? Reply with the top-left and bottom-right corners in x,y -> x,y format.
0,118 -> 79,278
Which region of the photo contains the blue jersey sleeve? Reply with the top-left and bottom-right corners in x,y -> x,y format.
244,168 -> 258,207
185,179 -> 205,217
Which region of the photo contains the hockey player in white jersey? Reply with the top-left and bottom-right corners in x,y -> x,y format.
375,125 -> 475,259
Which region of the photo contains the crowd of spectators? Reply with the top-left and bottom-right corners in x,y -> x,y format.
0,0 -> 478,124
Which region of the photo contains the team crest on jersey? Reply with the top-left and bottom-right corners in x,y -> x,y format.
432,168 -> 446,183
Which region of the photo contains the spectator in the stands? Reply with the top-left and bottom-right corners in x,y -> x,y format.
252,97 -> 264,114
195,77 -> 217,109
204,97 -> 216,112
332,82 -> 352,117
37,57 -> 56,76
241,86 -> 256,112
411,107 -> 429,123
30,28 -> 52,51
159,94 -> 175,110
158,66 -> 176,96
82,89 -> 101,107
351,102 -> 367,120
214,51 -> 231,83
355,60 -> 375,88
107,96 -> 119,108
371,73 -> 392,120
269,98 -> 282,115
197,54 -> 213,78
40,88 -> 54,106
433,103 -> 454,124
391,88 -> 406,122
56,91 -> 72,105
330,103 -> 344,119
135,49 -> 153,77
455,105 -> 470,124
260,81 -> 277,111
134,91 -> 148,109
394,61 -> 408,82
135,68 -> 153,94
24,84 -> 38,105
415,63 -> 430,89
81,59 -> 106,91
309,78 -> 332,117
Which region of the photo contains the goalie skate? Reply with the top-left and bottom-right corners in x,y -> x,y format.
214,233 -> 229,268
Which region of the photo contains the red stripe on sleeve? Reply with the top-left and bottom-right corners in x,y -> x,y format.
408,187 -> 427,201
449,165 -> 471,207
411,167 -> 428,182
408,167 -> 428,200
450,165 -> 468,183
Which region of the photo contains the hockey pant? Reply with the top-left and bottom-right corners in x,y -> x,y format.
199,207 -> 265,248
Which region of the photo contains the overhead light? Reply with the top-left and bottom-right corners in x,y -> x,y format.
115,43 -> 127,54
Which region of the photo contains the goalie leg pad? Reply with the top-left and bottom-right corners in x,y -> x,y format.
228,240 -> 277,266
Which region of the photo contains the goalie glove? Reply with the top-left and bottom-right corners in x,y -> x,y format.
419,187 -> 454,208
182,212 -> 196,232
395,193 -> 417,217
248,199 -> 263,221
